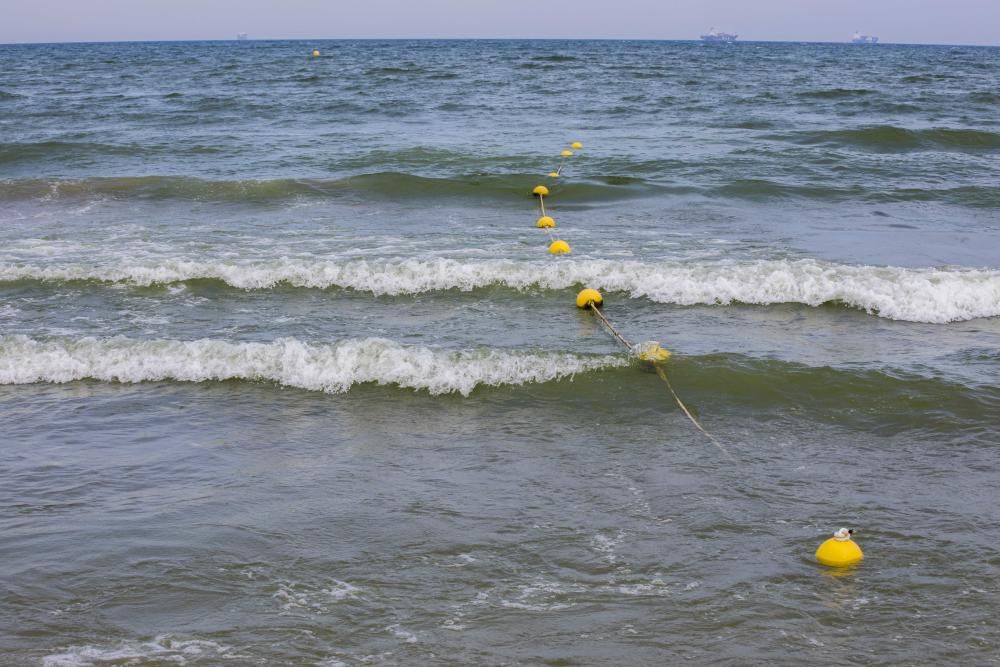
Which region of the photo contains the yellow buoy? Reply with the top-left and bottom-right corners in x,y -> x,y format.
571,142 -> 583,149
561,150 -> 574,157
532,185 -> 549,196
636,342 -> 671,363
575,288 -> 603,309
815,528 -> 864,567
548,172 -> 560,177
549,239 -> 571,254
311,50 -> 321,57
536,216 -> 556,228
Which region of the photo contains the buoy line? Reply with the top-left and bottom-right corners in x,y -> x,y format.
528,145 -> 862,562
529,143 -> 727,456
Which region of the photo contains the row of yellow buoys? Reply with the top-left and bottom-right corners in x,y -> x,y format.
531,142 -> 583,255
526,147 -> 864,568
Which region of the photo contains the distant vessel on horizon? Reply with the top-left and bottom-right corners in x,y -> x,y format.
236,32 -> 249,41
851,32 -> 878,44
701,28 -> 738,43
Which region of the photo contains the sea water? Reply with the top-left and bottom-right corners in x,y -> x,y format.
1,39 -> 999,665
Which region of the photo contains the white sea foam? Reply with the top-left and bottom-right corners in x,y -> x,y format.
386,624 -> 419,644
2,257 -> 996,323
0,335 -> 624,396
42,635 -> 239,666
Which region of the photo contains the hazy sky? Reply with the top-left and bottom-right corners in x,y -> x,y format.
2,0 -> 998,46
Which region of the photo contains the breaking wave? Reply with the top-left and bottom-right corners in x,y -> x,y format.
2,258 -> 997,323
0,335 -> 626,396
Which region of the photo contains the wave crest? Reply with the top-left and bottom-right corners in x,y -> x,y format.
0,336 -> 625,396
2,258 -> 997,323
793,125 -> 1000,151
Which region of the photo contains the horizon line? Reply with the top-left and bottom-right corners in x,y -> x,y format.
2,36 -> 998,48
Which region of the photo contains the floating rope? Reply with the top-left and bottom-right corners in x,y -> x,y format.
585,301 -> 732,460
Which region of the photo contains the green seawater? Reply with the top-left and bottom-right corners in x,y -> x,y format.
1,39 -> 998,665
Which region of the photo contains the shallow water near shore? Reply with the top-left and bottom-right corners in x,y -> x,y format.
1,39 -> 999,665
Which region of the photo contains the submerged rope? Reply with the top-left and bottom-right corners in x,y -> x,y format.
654,364 -> 734,461
586,303 -> 732,460
588,303 -> 633,350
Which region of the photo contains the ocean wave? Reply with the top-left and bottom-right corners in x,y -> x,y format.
0,141 -> 223,165
2,258 -> 995,323
712,179 -> 1000,207
669,354 -> 998,427
0,173 -> 655,203
968,91 -> 1000,104
798,88 -> 876,98
791,125 -> 1000,151
8,337 -> 991,425
42,635 -> 240,666
0,336 -> 626,396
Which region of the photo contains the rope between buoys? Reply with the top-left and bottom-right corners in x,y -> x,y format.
654,364 -> 734,461
588,302 -> 633,350
587,303 -> 731,460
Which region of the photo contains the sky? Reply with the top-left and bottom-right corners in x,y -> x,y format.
1,0 -> 998,46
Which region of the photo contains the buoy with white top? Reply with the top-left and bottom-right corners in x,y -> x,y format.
815,528 -> 864,567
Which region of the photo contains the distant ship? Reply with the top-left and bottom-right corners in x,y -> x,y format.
851,32 -> 878,44
236,32 -> 249,41
701,28 -> 738,43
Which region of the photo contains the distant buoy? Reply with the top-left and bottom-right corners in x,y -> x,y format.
815,528 -> 864,567
536,215 -> 556,228
571,142 -> 583,149
576,288 -> 603,309
548,172 -> 560,177
549,239 -> 571,254
561,150 -> 574,157
312,50 -> 321,57
532,185 -> 549,196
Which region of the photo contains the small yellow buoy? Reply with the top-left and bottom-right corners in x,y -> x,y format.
561,150 -> 574,157
312,50 -> 321,57
575,288 -> 603,309
815,528 -> 864,567
536,216 -> 556,228
548,172 -> 560,177
532,185 -> 549,196
571,142 -> 583,149
549,239 -> 571,254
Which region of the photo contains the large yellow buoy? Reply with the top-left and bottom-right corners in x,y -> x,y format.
311,49 -> 321,58
561,150 -> 574,157
536,215 -> 556,228
549,239 -> 571,254
815,528 -> 864,567
571,142 -> 583,149
576,288 -> 603,309
548,172 -> 560,177
532,185 -> 549,196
